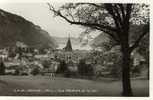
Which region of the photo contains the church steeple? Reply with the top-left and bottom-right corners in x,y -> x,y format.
64,34 -> 72,52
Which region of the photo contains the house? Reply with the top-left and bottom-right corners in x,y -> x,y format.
131,50 -> 146,66
4,61 -> 20,75
40,61 -> 59,76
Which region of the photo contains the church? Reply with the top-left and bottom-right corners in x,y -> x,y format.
63,35 -> 73,63
63,35 -> 73,52
63,35 -> 78,73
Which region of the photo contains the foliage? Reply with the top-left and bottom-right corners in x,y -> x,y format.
103,52 -> 122,78
14,69 -> 20,75
42,60 -> 50,69
31,67 -> 40,76
137,34 -> 149,64
48,3 -> 149,50
77,59 -> 94,76
130,24 -> 149,58
0,61 -> 5,75
56,60 -> 68,74
8,49 -> 16,58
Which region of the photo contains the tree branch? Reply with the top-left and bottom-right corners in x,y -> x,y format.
118,4 -> 126,19
129,23 -> 149,52
113,4 -> 123,25
91,26 -> 120,43
124,4 -> 132,27
104,4 -> 121,30
77,3 -> 104,9
48,3 -> 118,35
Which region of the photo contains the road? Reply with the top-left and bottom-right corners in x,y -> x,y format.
0,76 -> 149,96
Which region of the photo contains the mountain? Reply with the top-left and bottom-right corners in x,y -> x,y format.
0,9 -> 57,49
53,36 -> 80,45
89,33 -> 110,50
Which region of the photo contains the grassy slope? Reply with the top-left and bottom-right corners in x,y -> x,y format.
0,76 -> 149,96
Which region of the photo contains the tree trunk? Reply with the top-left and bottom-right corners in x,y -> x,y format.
121,46 -> 133,96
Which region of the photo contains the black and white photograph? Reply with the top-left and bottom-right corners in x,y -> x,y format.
0,1 -> 149,97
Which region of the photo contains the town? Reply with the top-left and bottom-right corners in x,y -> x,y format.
0,36 -> 148,80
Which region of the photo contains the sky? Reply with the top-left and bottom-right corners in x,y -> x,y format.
0,3 -> 84,38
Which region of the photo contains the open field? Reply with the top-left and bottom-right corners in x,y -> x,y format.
0,76 -> 149,96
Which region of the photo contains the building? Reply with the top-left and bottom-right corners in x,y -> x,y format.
63,34 -> 78,73
63,34 -> 73,52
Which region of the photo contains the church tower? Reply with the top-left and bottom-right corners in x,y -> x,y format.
64,34 -> 72,52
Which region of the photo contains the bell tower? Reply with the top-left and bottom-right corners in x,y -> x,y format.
64,34 -> 72,52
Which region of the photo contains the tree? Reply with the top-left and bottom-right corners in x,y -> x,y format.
130,24 -> 149,79
56,60 -> 68,74
42,60 -> 50,69
0,61 -> 5,75
138,34 -> 149,79
78,59 -> 86,76
48,3 -> 149,96
14,69 -> 20,75
103,51 -> 122,78
77,59 -> 94,77
31,67 -> 40,76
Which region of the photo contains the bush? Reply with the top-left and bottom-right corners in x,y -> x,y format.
103,52 -> 122,78
14,69 -> 20,75
56,60 -> 68,74
21,73 -> 28,76
64,70 -> 71,77
77,59 -> 86,76
109,64 -> 122,78
77,59 -> 94,77
42,60 -> 50,69
0,61 -> 5,75
31,67 -> 40,76
86,64 -> 94,76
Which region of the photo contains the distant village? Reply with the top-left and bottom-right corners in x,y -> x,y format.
0,36 -> 87,76
0,36 -> 148,79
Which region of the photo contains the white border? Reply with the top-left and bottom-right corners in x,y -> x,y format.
0,0 -> 151,100
0,0 -> 150,3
